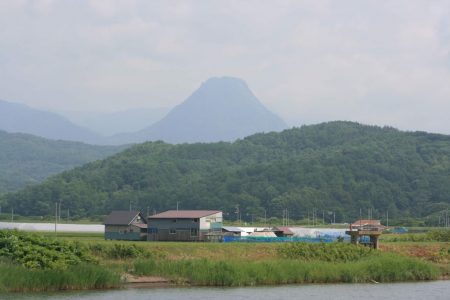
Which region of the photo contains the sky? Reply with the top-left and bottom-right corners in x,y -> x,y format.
1,0 -> 450,134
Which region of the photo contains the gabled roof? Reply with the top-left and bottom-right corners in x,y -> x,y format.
273,226 -> 294,235
222,226 -> 244,232
104,211 -> 146,225
149,210 -> 221,219
351,220 -> 382,226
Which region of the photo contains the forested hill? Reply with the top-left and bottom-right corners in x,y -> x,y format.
0,131 -> 125,193
2,121 -> 449,222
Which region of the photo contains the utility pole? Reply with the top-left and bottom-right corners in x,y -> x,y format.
176,201 -> 179,211
58,200 -> 62,222
333,211 -> 336,224
55,202 -> 58,237
264,209 -> 267,228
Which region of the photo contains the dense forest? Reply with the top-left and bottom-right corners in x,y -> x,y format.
1,122 -> 449,223
0,130 -> 125,193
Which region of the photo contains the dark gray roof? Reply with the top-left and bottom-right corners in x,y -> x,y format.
104,211 -> 146,225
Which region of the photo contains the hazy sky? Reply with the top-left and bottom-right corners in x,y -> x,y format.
1,0 -> 450,133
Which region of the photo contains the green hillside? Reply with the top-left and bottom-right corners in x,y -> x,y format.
2,122 -> 449,222
0,130 -> 125,193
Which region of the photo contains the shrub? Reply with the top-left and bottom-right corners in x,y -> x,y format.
0,230 -> 95,270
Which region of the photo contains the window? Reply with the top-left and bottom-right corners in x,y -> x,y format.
169,228 -> 176,234
190,228 -> 198,237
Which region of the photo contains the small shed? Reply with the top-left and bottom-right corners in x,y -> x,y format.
272,226 -> 294,237
222,226 -> 245,237
148,210 -> 223,241
249,230 -> 277,237
346,219 -> 385,249
104,211 -> 147,241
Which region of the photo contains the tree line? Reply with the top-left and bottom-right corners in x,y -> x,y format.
1,121 -> 449,224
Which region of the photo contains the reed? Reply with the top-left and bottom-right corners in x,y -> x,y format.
0,262 -> 121,292
132,253 -> 440,286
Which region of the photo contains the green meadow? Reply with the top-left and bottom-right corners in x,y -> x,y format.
0,230 -> 448,292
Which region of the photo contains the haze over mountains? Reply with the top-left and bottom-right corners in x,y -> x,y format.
0,77 -> 288,145
112,77 -> 288,144
0,99 -> 102,144
60,107 -> 170,136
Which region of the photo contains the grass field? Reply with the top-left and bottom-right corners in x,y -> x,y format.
0,230 -> 449,292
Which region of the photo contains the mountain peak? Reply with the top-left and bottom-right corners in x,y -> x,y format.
201,76 -> 248,89
122,77 -> 288,144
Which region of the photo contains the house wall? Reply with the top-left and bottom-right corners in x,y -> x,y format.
105,224 -> 145,241
199,212 -> 223,231
148,213 -> 223,241
148,218 -> 201,241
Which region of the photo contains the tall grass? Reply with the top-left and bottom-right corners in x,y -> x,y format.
278,242 -> 375,261
0,262 -> 121,292
132,253 -> 440,286
381,230 -> 450,242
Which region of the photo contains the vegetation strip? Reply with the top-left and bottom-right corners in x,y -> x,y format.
0,230 -> 447,293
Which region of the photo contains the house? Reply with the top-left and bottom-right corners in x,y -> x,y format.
148,210 -> 223,241
104,211 -> 147,241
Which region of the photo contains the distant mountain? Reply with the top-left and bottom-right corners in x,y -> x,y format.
112,77 -> 287,144
0,130 -> 125,194
60,107 -> 170,136
3,122 -> 449,222
0,99 -> 103,144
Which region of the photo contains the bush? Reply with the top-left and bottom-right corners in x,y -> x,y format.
427,230 -> 450,242
0,230 -> 95,270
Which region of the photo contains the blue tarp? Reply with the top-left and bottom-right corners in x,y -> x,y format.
222,235 -> 348,243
